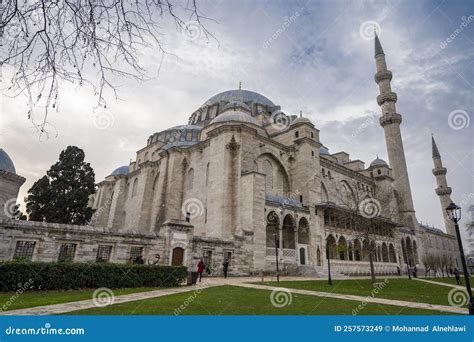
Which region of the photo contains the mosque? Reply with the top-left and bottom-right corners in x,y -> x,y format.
0,35 -> 460,276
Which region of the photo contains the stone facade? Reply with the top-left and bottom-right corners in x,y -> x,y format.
0,36 -> 462,276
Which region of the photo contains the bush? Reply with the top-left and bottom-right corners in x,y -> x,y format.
0,261 -> 187,291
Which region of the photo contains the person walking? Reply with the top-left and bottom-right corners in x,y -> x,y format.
454,268 -> 462,285
197,259 -> 205,282
222,259 -> 229,278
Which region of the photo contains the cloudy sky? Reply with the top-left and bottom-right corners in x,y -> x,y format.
1,0 -> 473,235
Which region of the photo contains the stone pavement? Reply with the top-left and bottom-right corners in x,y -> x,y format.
0,276 -> 467,315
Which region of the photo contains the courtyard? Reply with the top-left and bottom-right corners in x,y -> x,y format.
0,276 -> 469,316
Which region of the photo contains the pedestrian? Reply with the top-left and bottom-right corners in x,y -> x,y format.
223,259 -> 229,278
454,268 -> 462,285
413,266 -> 417,278
205,263 -> 212,276
397,266 -> 401,276
197,259 -> 205,282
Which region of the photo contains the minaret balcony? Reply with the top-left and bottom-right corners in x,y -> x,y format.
377,92 -> 398,106
379,113 -> 402,127
432,167 -> 447,176
436,187 -> 452,196
374,70 -> 393,84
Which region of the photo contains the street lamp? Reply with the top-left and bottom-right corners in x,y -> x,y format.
326,244 -> 332,286
273,232 -> 280,283
446,201 -> 474,315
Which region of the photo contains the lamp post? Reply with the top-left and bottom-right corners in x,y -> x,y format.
446,201 -> 474,315
273,232 -> 280,283
326,244 -> 332,286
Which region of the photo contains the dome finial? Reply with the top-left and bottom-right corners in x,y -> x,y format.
238,81 -> 242,91
300,110 -> 302,118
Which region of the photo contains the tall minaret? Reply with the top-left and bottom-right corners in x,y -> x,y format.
374,34 -> 417,228
431,136 -> 455,235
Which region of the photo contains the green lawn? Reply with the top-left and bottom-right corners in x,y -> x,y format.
67,285 -> 453,315
426,277 -> 473,288
259,278 -> 457,306
0,287 -> 159,312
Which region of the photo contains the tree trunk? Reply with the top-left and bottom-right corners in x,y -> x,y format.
369,251 -> 376,283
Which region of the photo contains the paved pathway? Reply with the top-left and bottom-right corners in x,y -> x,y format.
413,277 -> 467,289
0,276 -> 467,315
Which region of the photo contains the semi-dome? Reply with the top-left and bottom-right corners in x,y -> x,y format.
202,89 -> 274,108
292,117 -> 312,125
0,148 -> 16,174
210,110 -> 258,125
370,156 -> 388,167
319,145 -> 330,156
110,165 -> 129,176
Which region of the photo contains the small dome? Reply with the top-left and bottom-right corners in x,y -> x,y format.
222,101 -> 251,113
319,145 -> 330,156
210,111 -> 258,125
370,156 -> 388,167
110,165 -> 129,176
0,148 -> 16,174
292,117 -> 312,125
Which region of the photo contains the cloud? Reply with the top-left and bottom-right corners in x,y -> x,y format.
1,0 -> 472,238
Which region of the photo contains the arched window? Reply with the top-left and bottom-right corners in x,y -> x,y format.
206,163 -> 210,185
131,178 -> 138,197
187,168 -> 194,190
263,160 -> 273,193
321,182 -> 329,202
326,235 -> 337,259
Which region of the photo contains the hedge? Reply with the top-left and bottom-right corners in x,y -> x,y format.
0,261 -> 187,291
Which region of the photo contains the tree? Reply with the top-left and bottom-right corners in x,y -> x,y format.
1,0 -> 212,133
25,146 -> 95,224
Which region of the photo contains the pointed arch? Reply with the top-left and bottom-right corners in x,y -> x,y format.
186,168 -> 194,190
321,182 -> 329,202
339,180 -> 356,209
298,217 -> 309,245
382,242 -> 389,262
389,243 -> 396,263
338,236 -> 347,260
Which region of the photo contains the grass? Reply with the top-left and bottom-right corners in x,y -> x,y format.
0,287 -> 159,312
259,278 -> 458,306
67,285 -> 454,315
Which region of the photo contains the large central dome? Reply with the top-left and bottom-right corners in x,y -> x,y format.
202,89 -> 274,108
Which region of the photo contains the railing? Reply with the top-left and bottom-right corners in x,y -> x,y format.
266,248 -> 297,260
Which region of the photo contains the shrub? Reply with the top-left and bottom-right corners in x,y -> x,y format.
0,261 -> 187,291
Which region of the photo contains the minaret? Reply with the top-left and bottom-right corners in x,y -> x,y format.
374,33 -> 417,228
431,136 -> 455,235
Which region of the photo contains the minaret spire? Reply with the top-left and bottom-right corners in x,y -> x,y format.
374,33 -> 417,228
431,136 -> 455,235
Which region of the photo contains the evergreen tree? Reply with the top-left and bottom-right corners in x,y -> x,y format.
25,146 -> 95,225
